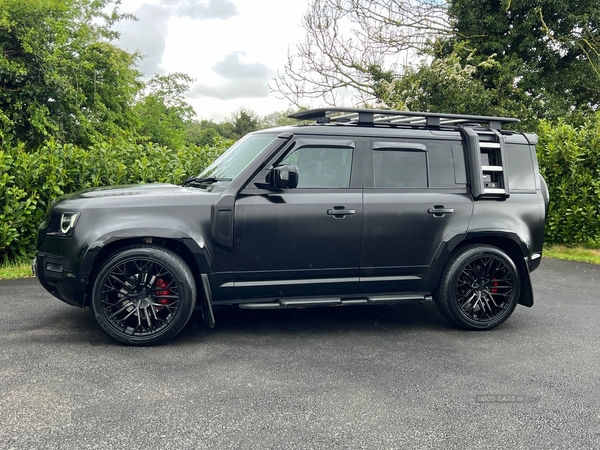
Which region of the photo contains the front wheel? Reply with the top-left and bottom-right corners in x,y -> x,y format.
434,245 -> 520,330
90,246 -> 196,346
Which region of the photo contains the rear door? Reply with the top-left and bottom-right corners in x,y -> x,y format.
360,138 -> 473,294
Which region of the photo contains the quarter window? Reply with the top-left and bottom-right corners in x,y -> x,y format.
506,144 -> 536,190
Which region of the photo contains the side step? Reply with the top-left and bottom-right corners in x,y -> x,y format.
367,294 -> 430,303
238,294 -> 431,310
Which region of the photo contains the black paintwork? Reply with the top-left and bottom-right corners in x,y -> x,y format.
35,113 -> 547,317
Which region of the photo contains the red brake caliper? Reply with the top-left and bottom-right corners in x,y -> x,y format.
490,279 -> 499,293
155,278 -> 171,308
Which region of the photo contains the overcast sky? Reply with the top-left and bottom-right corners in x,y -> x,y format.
115,0 -> 310,121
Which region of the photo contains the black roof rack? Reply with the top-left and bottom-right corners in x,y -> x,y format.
288,108 -> 520,130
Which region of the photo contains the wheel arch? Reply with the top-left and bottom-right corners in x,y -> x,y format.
439,234 -> 534,307
81,234 -> 209,309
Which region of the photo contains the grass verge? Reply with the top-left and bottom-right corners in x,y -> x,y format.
0,260 -> 33,280
544,245 -> 600,265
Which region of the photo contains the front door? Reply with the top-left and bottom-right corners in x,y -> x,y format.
233,137 -> 363,300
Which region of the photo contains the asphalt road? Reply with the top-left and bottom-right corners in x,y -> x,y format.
0,259 -> 599,449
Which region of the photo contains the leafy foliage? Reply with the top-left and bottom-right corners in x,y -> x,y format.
259,108 -> 300,128
447,0 -> 600,119
537,114 -> 600,245
185,121 -> 224,147
220,108 -> 261,140
376,47 -> 510,113
0,0 -> 142,147
276,0 -> 600,122
0,139 -> 230,261
135,73 -> 196,149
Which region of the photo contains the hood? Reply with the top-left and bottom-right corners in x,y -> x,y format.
53,183 -> 220,211
78,183 -> 196,198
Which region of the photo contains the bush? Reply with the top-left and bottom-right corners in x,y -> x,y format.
4,114 -> 600,261
0,138 -> 230,262
537,114 -> 600,246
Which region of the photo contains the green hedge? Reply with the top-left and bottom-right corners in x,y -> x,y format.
0,139 -> 229,261
3,115 -> 600,263
537,114 -> 600,246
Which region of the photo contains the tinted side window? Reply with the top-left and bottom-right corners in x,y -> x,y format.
373,150 -> 427,188
506,144 -> 535,190
428,142 -> 467,187
280,146 -> 353,188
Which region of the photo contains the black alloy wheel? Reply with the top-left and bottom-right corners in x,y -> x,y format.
434,245 -> 520,330
91,246 -> 196,345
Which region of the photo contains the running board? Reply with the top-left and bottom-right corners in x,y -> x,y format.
280,298 -> 342,307
367,294 -> 430,303
238,295 -> 431,310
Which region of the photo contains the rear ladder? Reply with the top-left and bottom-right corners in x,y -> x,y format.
461,127 -> 510,199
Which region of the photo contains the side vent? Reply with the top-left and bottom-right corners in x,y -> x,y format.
462,127 -> 510,199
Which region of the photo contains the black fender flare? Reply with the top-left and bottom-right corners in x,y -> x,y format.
434,229 -> 534,307
77,227 -> 212,303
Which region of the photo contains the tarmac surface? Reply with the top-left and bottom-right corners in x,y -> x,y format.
0,258 -> 598,449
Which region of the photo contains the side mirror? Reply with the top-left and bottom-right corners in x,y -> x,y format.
270,164 -> 299,189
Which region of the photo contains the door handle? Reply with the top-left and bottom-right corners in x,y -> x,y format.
327,207 -> 356,218
428,206 -> 454,217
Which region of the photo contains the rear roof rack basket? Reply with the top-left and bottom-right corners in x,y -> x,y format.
288,108 -> 520,130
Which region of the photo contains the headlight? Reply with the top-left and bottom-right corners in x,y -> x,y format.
60,212 -> 79,234
48,212 -> 80,236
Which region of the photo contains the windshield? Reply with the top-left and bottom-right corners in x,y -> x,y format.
199,134 -> 277,180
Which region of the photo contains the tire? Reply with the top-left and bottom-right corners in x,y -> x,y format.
90,246 -> 196,346
434,245 -> 520,330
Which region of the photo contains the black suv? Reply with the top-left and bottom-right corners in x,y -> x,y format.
34,108 -> 548,345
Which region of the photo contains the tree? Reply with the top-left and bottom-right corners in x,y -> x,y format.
274,0 -> 600,121
272,0 -> 452,106
259,108 -> 300,128
220,108 -> 260,140
185,120 -> 224,146
134,73 -> 196,148
376,48 -> 503,113
446,0 -> 600,118
0,0 -> 142,147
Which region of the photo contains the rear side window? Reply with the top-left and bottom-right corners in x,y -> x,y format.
373,150 -> 427,187
428,142 -> 467,187
506,144 -> 535,190
370,139 -> 465,188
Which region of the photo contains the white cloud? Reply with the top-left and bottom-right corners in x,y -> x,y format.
116,0 -> 309,119
115,0 -> 240,76
213,52 -> 271,81
188,52 -> 273,100
161,0 -> 239,20
115,3 -> 170,76
178,0 -> 238,20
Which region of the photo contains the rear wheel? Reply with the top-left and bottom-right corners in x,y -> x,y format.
90,246 -> 196,345
434,245 -> 520,330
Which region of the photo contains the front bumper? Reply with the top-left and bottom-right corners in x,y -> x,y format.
34,253 -> 85,307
